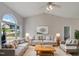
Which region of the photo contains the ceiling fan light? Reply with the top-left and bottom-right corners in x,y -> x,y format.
49,5 -> 53,10
46,5 -> 54,11
46,6 -> 50,11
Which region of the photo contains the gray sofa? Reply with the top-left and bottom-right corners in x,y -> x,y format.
0,39 -> 29,56
60,39 -> 79,54
31,40 -> 56,45
31,35 -> 56,45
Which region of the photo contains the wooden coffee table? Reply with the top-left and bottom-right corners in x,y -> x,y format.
35,45 -> 56,56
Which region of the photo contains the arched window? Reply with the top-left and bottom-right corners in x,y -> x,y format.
3,14 -> 16,24
1,14 -> 18,41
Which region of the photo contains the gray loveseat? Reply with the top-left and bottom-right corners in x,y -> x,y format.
60,39 -> 79,54
0,39 -> 29,56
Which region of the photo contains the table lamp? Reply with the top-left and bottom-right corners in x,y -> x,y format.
56,33 -> 61,46
25,33 -> 30,41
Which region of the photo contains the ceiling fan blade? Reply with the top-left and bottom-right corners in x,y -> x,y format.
47,2 -> 61,8
54,4 -> 61,8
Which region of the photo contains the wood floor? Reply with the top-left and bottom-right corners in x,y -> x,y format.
23,46 -> 71,56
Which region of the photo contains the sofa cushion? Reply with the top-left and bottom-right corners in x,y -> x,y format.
15,43 -> 28,56
66,39 -> 78,45
31,36 -> 35,40
60,43 -> 78,52
3,42 -> 16,49
66,44 -> 78,46
71,39 -> 78,44
46,36 -> 50,40
66,46 -> 78,49
11,40 -> 19,48
50,36 -> 54,40
18,39 -> 25,44
60,44 -> 76,52
35,35 -> 39,40
18,43 -> 28,47
32,40 -> 42,43
43,40 -> 54,43
66,39 -> 71,44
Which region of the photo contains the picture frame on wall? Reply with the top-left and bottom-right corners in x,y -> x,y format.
37,25 -> 48,35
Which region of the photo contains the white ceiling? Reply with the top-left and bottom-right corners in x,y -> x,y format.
3,2 -> 79,18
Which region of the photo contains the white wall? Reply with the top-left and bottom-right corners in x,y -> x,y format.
24,13 -> 79,40
0,3 -> 24,38
0,3 -> 24,48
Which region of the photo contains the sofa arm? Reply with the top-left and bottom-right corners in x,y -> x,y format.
61,41 -> 65,44
0,48 -> 15,56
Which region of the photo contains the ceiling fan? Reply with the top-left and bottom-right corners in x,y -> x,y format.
45,2 -> 60,12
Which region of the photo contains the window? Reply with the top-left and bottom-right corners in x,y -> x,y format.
1,14 -> 18,41
3,15 -> 16,24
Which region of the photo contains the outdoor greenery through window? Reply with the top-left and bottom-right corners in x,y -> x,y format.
1,14 -> 20,41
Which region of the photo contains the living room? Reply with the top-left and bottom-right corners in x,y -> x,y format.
0,2 -> 79,56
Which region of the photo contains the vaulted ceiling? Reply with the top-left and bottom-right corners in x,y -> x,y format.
3,2 -> 79,18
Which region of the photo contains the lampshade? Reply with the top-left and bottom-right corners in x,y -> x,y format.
25,33 -> 30,37
56,33 -> 60,37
